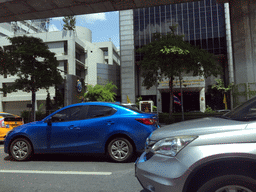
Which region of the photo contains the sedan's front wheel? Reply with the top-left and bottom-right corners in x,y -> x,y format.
197,175 -> 256,192
10,138 -> 33,161
107,138 -> 133,163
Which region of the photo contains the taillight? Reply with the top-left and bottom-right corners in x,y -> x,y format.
136,118 -> 156,125
0,118 -> 5,128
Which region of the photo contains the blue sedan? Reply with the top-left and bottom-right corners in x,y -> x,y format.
4,102 -> 159,162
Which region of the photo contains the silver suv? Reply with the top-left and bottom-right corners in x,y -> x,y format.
135,96 -> 256,192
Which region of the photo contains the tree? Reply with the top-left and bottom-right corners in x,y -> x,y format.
62,16 -> 76,31
137,30 -> 222,117
0,36 -> 63,121
84,82 -> 117,102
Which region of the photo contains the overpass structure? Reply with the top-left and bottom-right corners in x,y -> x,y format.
0,0 -> 255,105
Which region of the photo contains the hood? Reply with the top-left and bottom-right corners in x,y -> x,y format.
150,117 -> 248,141
11,121 -> 42,132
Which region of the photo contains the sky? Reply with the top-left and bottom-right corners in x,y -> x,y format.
48,11 -> 120,49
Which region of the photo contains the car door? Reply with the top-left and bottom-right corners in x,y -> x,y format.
48,105 -> 88,152
76,105 -> 117,153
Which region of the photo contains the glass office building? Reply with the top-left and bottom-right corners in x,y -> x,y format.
120,0 -> 229,112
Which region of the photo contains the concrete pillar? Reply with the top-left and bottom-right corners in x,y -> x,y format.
68,37 -> 76,75
120,10 -> 136,103
156,89 -> 162,113
200,88 -> 206,112
229,0 -> 256,84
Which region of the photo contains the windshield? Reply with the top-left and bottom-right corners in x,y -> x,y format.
222,96 -> 256,121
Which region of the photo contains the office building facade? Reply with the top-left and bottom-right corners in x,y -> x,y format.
120,0 -> 231,112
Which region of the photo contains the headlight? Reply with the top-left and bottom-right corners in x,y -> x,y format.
151,136 -> 197,156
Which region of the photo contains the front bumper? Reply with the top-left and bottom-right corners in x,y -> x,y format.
135,152 -> 191,192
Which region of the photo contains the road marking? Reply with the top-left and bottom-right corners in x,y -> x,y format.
0,170 -> 112,175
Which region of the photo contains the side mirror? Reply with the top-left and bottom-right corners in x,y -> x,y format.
46,117 -> 52,126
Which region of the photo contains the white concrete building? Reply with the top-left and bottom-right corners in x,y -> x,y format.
0,19 -> 50,37
0,26 -> 120,115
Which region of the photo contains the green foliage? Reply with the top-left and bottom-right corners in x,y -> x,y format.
212,78 -> 232,93
204,105 -> 215,113
137,26 -> 222,115
0,36 -> 63,121
63,16 -> 76,31
84,82 -> 117,102
0,36 -> 63,93
136,96 -> 142,107
137,32 -> 222,90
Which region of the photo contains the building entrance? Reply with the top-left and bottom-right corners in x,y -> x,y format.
161,92 -> 200,113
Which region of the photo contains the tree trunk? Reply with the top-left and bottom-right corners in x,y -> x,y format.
169,76 -> 174,118
179,75 -> 184,121
31,90 -> 36,122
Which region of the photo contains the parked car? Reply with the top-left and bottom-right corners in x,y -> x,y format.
0,112 -> 23,142
121,103 -> 139,110
4,102 -> 159,162
135,96 -> 256,192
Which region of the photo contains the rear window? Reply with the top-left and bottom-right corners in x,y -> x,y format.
119,104 -> 143,113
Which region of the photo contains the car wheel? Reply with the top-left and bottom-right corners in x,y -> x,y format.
107,138 -> 133,162
10,138 -> 33,161
197,175 -> 256,192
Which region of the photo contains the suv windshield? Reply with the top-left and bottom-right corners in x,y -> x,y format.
222,96 -> 256,121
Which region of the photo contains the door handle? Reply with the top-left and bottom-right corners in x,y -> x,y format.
107,121 -> 114,125
68,125 -> 80,130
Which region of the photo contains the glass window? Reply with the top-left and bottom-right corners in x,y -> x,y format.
87,106 -> 116,119
206,0 -> 211,6
202,39 -> 207,49
177,3 -> 181,13
212,15 -> 218,27
188,2 -> 193,9
207,32 -> 213,38
190,33 -> 195,40
208,38 -> 213,49
52,106 -> 87,122
212,5 -> 217,12
171,5 -> 176,15
195,18 -> 200,28
201,32 -> 206,40
155,6 -> 159,15
212,0 -> 217,4
200,0 -> 205,8
220,37 -> 226,47
200,11 -> 206,18
214,38 -> 220,49
196,33 -> 201,40
166,5 -> 170,13
207,17 -> 212,28
196,39 -> 201,47
213,31 -> 219,38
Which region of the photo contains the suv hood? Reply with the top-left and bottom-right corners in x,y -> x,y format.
150,117 -> 248,141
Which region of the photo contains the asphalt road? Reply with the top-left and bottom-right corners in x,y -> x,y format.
0,143 -> 146,192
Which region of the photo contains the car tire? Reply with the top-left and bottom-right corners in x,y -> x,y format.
107,137 -> 133,163
197,175 -> 256,192
10,138 -> 33,161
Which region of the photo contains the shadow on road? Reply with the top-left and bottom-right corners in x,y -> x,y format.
4,152 -> 140,163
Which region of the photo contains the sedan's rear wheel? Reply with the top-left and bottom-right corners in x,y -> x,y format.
197,175 -> 256,192
10,138 -> 33,161
107,138 -> 133,162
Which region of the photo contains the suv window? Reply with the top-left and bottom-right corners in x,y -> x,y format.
87,105 -> 116,119
51,106 -> 88,122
